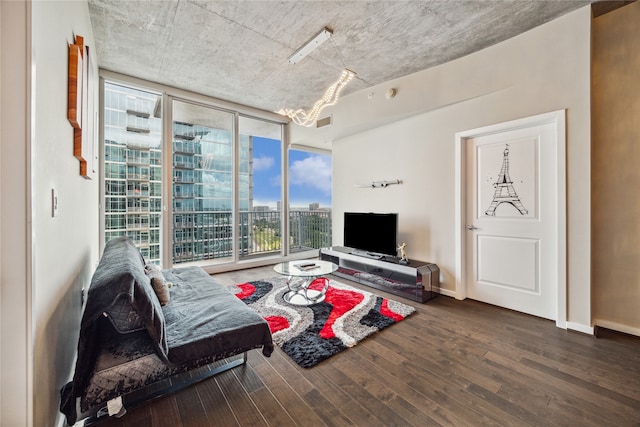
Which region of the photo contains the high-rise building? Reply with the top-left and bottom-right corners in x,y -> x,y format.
171,123 -> 253,264
103,82 -> 253,266
103,83 -> 162,264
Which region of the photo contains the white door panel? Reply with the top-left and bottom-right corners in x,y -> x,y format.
477,235 -> 539,293
465,120 -> 557,320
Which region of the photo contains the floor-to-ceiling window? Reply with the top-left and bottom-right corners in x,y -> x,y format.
238,116 -> 283,260
288,148 -> 332,252
103,82 -> 162,263
170,100 -> 236,266
101,78 -> 326,268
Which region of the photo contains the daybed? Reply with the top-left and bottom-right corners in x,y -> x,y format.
60,236 -> 274,426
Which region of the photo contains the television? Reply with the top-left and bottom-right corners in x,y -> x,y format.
343,212 -> 398,258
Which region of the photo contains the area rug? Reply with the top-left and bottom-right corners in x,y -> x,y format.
228,276 -> 416,368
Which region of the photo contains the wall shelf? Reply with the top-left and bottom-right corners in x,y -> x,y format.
355,179 -> 401,189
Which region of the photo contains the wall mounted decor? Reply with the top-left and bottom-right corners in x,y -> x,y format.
67,34 -> 94,178
484,144 -> 528,216
67,36 -> 83,129
479,142 -> 534,218
355,179 -> 402,189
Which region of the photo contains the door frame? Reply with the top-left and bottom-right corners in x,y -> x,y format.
454,110 -> 567,328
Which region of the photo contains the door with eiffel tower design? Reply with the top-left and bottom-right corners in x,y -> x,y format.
481,143 -> 535,218
484,144 -> 530,216
463,114 -> 563,322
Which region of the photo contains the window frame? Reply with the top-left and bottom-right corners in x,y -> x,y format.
100,72 -> 327,272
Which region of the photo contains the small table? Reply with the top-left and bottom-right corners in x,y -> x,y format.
273,260 -> 338,306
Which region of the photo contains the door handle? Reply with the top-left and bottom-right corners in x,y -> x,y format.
466,225 -> 478,230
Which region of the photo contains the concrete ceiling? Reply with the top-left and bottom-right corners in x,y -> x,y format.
89,0 -> 600,119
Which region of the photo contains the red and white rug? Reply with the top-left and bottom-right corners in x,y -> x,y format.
229,276 -> 416,368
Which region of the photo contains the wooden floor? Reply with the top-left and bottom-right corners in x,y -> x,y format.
91,265 -> 640,427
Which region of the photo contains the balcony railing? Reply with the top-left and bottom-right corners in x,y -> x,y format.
288,210 -> 332,254
171,210 -> 332,264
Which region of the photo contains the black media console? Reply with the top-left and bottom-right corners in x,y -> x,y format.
319,246 -> 439,303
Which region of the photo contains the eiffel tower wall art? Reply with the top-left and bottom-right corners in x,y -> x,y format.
478,141 -> 536,218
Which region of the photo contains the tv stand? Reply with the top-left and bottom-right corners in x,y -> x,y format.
349,250 -> 383,260
320,246 -> 439,303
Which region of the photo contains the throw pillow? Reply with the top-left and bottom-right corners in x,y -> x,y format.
145,263 -> 170,306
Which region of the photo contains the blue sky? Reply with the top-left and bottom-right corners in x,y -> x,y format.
252,136 -> 331,209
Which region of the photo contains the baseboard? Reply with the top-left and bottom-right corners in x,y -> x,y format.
435,287 -> 457,299
566,321 -> 594,335
438,292 -> 594,334
593,319 -> 640,338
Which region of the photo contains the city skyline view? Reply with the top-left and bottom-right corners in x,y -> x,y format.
252,136 -> 332,209
103,82 -> 333,265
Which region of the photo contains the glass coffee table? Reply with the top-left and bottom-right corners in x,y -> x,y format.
273,260 -> 338,306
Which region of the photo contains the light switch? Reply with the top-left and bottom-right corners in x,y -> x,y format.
52,188 -> 58,217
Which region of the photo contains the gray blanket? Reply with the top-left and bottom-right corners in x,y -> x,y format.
60,237 -> 167,425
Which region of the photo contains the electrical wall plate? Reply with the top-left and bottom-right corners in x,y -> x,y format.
52,188 -> 59,217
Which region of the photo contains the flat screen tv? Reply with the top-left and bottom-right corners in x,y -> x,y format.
343,212 -> 398,257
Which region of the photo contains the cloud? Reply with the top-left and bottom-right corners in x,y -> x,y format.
253,155 -> 274,171
252,199 -> 278,208
289,155 -> 331,194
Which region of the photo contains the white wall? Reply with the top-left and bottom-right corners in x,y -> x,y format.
0,1 -> 99,426
32,2 -> 100,424
331,7 -> 592,329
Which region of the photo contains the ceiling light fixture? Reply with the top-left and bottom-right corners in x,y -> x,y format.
276,69 -> 356,127
288,27 -> 333,64
277,27 -> 355,126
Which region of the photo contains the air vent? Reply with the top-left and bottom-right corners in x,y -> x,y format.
316,116 -> 332,128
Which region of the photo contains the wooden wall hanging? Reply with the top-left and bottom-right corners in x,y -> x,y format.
67,34 -> 93,179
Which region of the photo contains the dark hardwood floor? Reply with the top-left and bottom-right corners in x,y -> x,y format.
90,265 -> 640,426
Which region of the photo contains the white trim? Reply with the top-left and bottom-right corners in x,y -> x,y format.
567,322 -> 594,335
454,134 -> 465,301
436,288 -> 457,299
454,110 -> 567,327
554,111 -> 567,329
232,112 -> 240,263
282,124 -> 290,255
161,93 -> 174,269
98,77 -> 106,255
594,319 -> 640,338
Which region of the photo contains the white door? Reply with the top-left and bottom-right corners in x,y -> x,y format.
463,116 -> 563,321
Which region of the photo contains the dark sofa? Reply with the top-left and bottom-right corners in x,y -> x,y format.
60,236 -> 273,425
